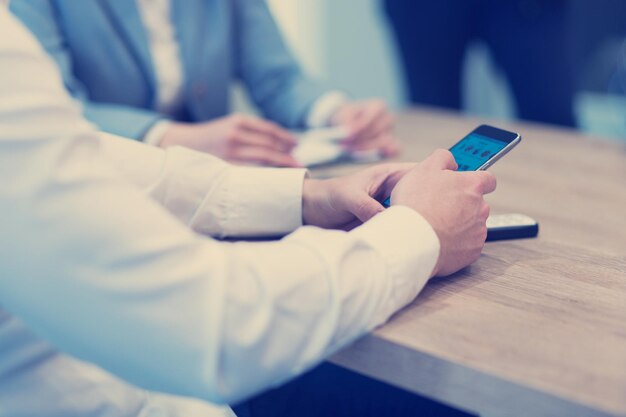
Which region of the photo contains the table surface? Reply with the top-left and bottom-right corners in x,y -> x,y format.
314,108 -> 626,417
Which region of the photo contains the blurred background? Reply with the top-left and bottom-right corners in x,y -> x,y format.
261,0 -> 626,141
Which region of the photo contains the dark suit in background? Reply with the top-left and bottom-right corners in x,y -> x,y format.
384,0 -> 577,127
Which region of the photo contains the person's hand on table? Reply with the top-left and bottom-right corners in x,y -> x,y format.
160,114 -> 301,167
302,162 -> 414,230
330,99 -> 400,157
391,149 -> 497,277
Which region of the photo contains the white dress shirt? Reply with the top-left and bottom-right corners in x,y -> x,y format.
136,0 -> 347,146
136,0 -> 184,115
0,10 -> 439,417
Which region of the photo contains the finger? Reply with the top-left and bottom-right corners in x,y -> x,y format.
349,194 -> 385,223
341,218 -> 363,232
233,130 -> 284,150
346,133 -> 398,155
422,149 -> 458,171
233,146 -> 302,168
473,171 -> 497,194
480,201 -> 491,221
345,101 -> 388,140
379,135 -> 401,157
381,162 -> 417,190
344,112 -> 394,147
240,116 -> 297,150
479,225 -> 488,244
335,103 -> 361,126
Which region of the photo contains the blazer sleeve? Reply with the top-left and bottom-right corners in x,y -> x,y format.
9,0 -> 163,140
232,0 -> 331,128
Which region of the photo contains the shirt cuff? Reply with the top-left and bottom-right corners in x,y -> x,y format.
306,91 -> 349,129
194,167 -> 308,238
142,120 -> 172,146
351,206 -> 440,324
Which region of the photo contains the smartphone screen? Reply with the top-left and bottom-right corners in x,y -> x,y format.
450,125 -> 520,171
382,125 -> 520,207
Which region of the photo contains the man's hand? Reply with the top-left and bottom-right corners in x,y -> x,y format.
330,99 -> 400,157
160,114 -> 301,167
302,163 -> 414,230
392,149 -> 497,277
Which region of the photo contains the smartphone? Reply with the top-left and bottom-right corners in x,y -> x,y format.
383,125 -> 521,207
448,124 -> 521,171
486,213 -> 539,241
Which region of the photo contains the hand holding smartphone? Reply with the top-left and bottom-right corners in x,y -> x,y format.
383,124 -> 521,207
382,124 -> 537,241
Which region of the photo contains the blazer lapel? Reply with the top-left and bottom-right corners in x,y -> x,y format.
99,0 -> 156,91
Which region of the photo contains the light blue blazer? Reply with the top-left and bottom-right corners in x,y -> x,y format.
10,0 -> 329,139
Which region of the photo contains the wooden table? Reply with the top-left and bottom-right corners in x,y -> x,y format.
314,108 -> 626,417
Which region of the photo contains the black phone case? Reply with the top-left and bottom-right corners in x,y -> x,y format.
486,223 -> 539,241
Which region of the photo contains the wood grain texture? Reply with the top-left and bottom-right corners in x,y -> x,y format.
320,108 -> 626,416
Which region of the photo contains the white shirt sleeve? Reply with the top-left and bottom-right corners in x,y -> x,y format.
306,91 -> 349,128
98,131 -> 306,237
141,119 -> 172,146
0,10 -> 440,407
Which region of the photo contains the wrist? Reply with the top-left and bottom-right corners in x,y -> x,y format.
160,122 -> 192,148
302,178 -> 326,226
307,91 -> 350,128
329,103 -> 348,127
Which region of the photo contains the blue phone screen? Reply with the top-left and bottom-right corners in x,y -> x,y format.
449,133 -> 509,171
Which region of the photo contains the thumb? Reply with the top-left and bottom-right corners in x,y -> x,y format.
423,149 -> 458,171
351,194 -> 385,223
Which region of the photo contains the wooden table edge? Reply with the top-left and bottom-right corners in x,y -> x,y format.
330,335 -> 624,417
